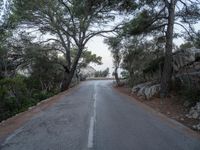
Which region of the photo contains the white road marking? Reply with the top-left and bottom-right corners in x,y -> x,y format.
88,85 -> 97,148
88,116 -> 95,148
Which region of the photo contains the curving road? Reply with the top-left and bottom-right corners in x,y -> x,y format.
0,80 -> 200,150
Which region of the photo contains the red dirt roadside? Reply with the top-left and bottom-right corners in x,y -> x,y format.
0,85 -> 80,143
114,86 -> 200,135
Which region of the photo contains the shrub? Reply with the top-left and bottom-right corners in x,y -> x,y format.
0,76 -> 31,120
0,75 -> 58,122
32,91 -> 54,101
178,87 -> 200,106
184,88 -> 200,105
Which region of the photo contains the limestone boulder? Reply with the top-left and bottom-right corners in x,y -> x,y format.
173,47 -> 200,72
132,82 -> 160,99
186,102 -> 200,119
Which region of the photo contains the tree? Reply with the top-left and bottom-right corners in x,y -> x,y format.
122,0 -> 200,97
121,36 -> 164,86
5,33 -> 102,90
105,36 -> 122,85
75,49 -> 102,72
0,0 -> 21,79
95,68 -> 109,77
186,30 -> 200,49
194,32 -> 200,49
13,0 -> 121,91
179,42 -> 193,50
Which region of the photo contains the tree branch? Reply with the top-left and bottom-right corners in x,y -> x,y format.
174,22 -> 194,39
83,24 -> 123,46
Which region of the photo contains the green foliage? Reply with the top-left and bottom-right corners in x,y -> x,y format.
143,57 -> 164,74
180,42 -> 193,50
82,51 -> 102,65
105,36 -> 122,67
0,76 -> 30,120
120,36 -> 165,87
78,49 -> 102,68
121,71 -> 129,79
178,87 -> 200,106
0,75 -> 59,121
117,0 -> 138,12
123,10 -> 154,35
0,76 -> 28,100
194,32 -> 200,49
104,35 -> 122,84
95,68 -> 109,77
32,91 -> 55,102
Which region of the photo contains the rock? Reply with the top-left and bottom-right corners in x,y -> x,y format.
192,123 -> 200,131
28,106 -> 33,110
196,124 -> 200,130
196,102 -> 200,112
0,120 -> 5,124
167,111 -> 170,115
80,66 -> 96,79
193,125 -> 197,129
144,84 -> 160,99
137,86 -> 146,97
119,80 -> 127,86
180,118 -> 184,121
132,82 -> 160,99
173,47 -> 200,72
172,47 -> 200,88
186,102 -> 200,119
132,83 -> 147,94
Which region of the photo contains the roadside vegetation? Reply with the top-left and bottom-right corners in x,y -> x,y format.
94,68 -> 109,78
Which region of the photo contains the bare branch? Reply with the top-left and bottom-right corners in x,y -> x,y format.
174,22 -> 194,39
38,38 -> 61,44
163,0 -> 170,8
83,24 -> 123,46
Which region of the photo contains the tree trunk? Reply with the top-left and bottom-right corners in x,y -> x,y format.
160,0 -> 175,97
61,70 -> 71,91
61,46 -> 83,91
114,67 -> 120,86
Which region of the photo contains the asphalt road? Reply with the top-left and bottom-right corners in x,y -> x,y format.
0,80 -> 200,150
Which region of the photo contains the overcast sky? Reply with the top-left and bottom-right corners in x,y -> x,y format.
86,36 -> 113,73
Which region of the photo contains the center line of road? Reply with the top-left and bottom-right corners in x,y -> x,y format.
88,85 -> 97,149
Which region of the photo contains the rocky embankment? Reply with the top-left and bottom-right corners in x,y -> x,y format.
131,47 -> 200,130
186,102 -> 200,130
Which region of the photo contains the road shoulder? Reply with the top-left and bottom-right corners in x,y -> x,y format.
113,85 -> 200,139
0,84 -> 80,144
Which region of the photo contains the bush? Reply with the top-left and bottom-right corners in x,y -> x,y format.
32,90 -> 54,101
178,87 -> 200,106
0,76 -> 31,120
121,71 -> 129,79
0,75 -> 59,122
